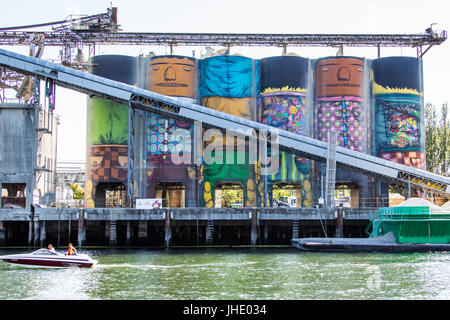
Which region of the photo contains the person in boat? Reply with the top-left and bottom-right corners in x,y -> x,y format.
47,244 -> 56,252
66,243 -> 77,256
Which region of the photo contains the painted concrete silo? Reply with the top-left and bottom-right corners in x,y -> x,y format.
314,56 -> 371,207
199,55 -> 260,207
259,55 -> 313,207
315,57 -> 367,152
372,57 -> 425,169
145,55 -> 199,207
85,55 -> 137,208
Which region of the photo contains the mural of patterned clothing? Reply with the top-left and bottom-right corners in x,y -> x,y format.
316,96 -> 364,152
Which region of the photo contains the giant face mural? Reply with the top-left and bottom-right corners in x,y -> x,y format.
148,56 -> 196,98
316,57 -> 364,97
259,56 -> 312,207
372,57 -> 425,169
315,57 -> 366,152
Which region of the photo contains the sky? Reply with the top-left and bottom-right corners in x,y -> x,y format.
0,0 -> 449,162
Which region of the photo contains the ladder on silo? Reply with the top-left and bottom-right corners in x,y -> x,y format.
325,131 -> 337,208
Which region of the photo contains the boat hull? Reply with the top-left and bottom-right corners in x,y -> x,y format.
0,254 -> 97,268
291,233 -> 450,253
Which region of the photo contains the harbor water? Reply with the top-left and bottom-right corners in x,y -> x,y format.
0,247 -> 450,300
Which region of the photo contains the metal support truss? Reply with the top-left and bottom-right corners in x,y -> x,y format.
0,30 -> 446,48
127,101 -> 136,207
396,171 -> 449,194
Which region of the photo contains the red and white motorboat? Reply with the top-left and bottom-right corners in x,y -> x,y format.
0,248 -> 98,268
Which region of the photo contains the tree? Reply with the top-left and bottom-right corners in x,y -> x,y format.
440,102 -> 448,174
69,183 -> 84,200
424,102 -> 450,176
425,102 -> 439,173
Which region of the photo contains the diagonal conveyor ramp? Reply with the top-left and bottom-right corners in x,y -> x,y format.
0,48 -> 449,194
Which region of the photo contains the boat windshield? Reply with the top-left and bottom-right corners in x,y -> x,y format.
31,249 -> 61,255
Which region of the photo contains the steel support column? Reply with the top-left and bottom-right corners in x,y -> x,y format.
127,101 -> 136,207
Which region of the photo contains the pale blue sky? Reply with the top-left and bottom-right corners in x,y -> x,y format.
1,0 -> 449,161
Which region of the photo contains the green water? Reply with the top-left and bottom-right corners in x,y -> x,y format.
1,247 -> 450,300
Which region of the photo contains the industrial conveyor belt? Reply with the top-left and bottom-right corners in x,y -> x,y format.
0,48 -> 449,194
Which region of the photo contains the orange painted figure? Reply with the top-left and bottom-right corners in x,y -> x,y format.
315,57 -> 364,98
148,56 -> 196,98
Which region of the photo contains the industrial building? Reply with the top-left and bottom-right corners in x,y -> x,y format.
0,7 -> 448,246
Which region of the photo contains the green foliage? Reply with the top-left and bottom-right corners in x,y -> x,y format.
69,183 -> 85,200
425,102 -> 450,175
273,188 -> 295,200
221,188 -> 243,208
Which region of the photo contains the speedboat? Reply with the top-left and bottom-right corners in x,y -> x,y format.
0,248 -> 98,268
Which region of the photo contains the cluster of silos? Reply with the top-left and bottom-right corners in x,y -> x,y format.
85,55 -> 137,208
85,52 -> 425,208
259,56 -> 313,207
144,55 -> 199,207
199,55 -> 260,207
372,57 -> 425,169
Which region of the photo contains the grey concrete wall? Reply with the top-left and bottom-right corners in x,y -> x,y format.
0,104 -> 36,209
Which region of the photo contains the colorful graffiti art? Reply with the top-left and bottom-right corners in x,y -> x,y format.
316,97 -> 364,151
380,150 -> 425,169
373,57 -> 424,169
86,55 -> 136,208
200,150 -> 257,208
86,98 -> 129,208
199,55 -> 259,98
261,93 -> 307,135
201,96 -> 256,121
147,114 -> 193,156
146,154 -> 197,207
199,56 -> 259,207
148,56 -> 197,98
146,112 -> 196,207
259,56 -> 313,207
315,57 -> 366,152
374,95 -> 424,168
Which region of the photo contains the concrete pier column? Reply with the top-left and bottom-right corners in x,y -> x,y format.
77,209 -> 86,247
28,221 -> 33,246
263,224 -> 269,243
0,221 -> 5,246
164,210 -> 172,247
335,206 -> 344,238
137,221 -> 147,243
250,209 -> 258,246
39,220 -> 46,245
126,221 -> 131,245
109,220 -> 117,246
33,214 -> 39,247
